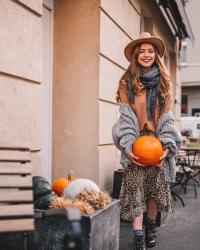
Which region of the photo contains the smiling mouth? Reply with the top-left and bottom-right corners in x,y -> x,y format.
142,59 -> 152,63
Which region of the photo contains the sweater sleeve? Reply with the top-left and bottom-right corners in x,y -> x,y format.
156,112 -> 181,157
112,103 -> 140,155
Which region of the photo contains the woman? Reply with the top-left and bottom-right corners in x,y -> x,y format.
112,32 -> 181,249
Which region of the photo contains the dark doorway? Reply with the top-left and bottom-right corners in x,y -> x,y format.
181,95 -> 188,115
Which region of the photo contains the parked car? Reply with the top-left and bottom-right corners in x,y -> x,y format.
180,116 -> 200,139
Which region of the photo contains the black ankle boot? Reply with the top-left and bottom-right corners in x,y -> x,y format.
133,231 -> 146,250
145,221 -> 157,248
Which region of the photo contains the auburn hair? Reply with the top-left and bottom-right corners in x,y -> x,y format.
116,44 -> 172,103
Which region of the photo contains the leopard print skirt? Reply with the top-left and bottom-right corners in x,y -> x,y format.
120,131 -> 173,222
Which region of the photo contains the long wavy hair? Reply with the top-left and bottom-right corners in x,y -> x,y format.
116,44 -> 172,103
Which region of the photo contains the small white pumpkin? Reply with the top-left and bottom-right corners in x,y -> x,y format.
63,178 -> 100,199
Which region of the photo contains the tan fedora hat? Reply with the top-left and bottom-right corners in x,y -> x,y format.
124,32 -> 166,62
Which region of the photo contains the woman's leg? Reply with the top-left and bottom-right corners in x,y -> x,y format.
132,213 -> 143,230
147,198 -> 157,220
145,199 -> 157,248
132,214 -> 146,250
119,166 -> 146,249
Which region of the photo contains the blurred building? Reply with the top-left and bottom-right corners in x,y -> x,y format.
181,0 -> 200,116
0,0 -> 193,191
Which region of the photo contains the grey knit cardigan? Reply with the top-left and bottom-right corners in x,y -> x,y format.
112,103 -> 182,183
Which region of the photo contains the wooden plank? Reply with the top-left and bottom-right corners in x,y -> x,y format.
0,190 -> 33,202
0,150 -> 30,162
0,175 -> 32,188
0,218 -> 34,232
0,163 -> 32,175
0,204 -> 33,217
0,141 -> 30,150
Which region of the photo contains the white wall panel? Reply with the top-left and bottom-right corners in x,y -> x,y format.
100,11 -> 130,68
17,0 -> 42,15
0,0 -> 42,82
101,0 -> 140,38
0,75 -> 41,150
99,145 -> 121,190
99,56 -> 124,102
129,0 -> 141,13
181,66 -> 200,84
99,101 -> 119,144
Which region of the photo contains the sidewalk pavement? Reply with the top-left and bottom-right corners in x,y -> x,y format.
119,185 -> 200,250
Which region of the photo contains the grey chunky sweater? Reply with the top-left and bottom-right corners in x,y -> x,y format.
112,103 -> 181,183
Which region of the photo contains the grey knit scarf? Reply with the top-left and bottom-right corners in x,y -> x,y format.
127,65 -> 163,120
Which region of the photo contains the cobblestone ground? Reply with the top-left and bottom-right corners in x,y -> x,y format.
120,185 -> 200,250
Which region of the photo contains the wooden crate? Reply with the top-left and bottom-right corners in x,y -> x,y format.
0,143 -> 34,233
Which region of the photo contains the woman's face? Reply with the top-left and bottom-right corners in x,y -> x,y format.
137,43 -> 155,71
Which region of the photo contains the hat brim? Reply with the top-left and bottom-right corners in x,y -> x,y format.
124,36 -> 166,62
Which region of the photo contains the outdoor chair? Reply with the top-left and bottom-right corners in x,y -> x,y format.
0,142 -> 34,250
179,149 -> 200,198
186,152 -> 200,186
171,150 -> 197,203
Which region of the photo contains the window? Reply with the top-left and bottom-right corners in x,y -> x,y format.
192,109 -> 200,117
181,95 -> 188,115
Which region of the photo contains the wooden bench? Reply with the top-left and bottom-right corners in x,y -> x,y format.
0,142 -> 34,233
0,143 -> 84,249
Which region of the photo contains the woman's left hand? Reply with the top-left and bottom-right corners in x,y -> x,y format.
156,148 -> 169,168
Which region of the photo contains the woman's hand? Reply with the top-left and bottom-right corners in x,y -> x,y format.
156,148 -> 170,168
127,152 -> 145,167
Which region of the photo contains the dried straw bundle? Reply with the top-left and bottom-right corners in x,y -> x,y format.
78,190 -> 112,210
49,196 -> 94,215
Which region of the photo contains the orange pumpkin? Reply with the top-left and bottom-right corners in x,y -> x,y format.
132,135 -> 164,166
52,171 -> 76,196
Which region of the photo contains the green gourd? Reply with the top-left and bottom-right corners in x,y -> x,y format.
32,176 -> 52,201
34,193 -> 56,209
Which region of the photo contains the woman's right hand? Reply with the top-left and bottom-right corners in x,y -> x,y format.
127,152 -> 145,167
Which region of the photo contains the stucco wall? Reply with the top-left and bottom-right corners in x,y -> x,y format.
180,1 -> 200,116
52,0 -> 179,191
53,0 -> 141,190
1,0 -> 182,191
53,0 -> 100,182
99,0 -> 140,190
0,0 -> 42,175
181,66 -> 200,86
0,1 -> 42,81
184,1 -> 200,66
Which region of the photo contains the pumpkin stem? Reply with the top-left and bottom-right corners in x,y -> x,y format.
68,170 -> 73,181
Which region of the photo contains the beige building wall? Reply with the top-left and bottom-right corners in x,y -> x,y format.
181,0 -> 200,115
99,0 -> 141,190
1,0 -> 182,192
53,0 -> 100,183
0,0 -> 42,175
53,0 -> 141,190
53,0 -> 181,191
